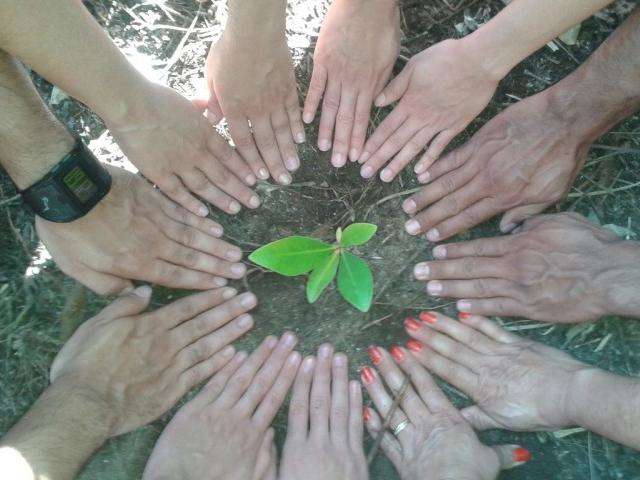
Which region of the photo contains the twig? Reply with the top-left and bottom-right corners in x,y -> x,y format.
365,187 -> 421,220
161,6 -> 201,80
0,194 -> 20,207
567,181 -> 640,198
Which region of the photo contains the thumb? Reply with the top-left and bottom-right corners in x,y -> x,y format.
99,285 -> 153,319
460,405 -> 502,431
375,65 -> 413,107
491,444 -> 532,470
499,203 -> 549,233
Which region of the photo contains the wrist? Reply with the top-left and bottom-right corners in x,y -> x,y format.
565,367 -> 608,428
596,240 -> 640,318
226,0 -> 286,37
460,30 -> 515,82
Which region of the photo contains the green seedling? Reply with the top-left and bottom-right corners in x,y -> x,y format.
249,223 -> 377,312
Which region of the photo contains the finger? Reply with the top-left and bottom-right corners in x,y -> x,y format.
148,260 -> 226,290
252,116 -> 291,185
309,343 -> 333,437
195,350 -> 248,405
375,65 -> 412,107
499,203 -> 549,233
380,125 -> 437,182
65,261 -> 133,296
180,344 -> 237,390
155,287 -> 237,329
361,118 -> 421,179
458,314 -> 521,344
171,291 -> 257,344
160,196 -> 224,238
198,162 -> 261,211
205,133 -> 257,186
349,92 -> 373,162
286,356 -> 315,440
426,278 -> 523,301
206,90 -> 224,122
363,406 -> 403,468
161,241 -> 246,279
330,353 -> 349,442
264,441 -> 278,480
492,445 -> 532,470
415,143 -> 471,181
460,405 -> 503,430
227,114 -> 270,181
431,236 -> 514,261
331,88 -> 357,168
99,285 -> 152,318
428,198 -> 501,242
424,128 -> 460,165
359,108 -> 407,165
271,109 -> 300,172
303,64 -> 327,124
348,380 -> 364,450
236,332 -> 298,415
181,168 -> 242,215
214,335 -> 279,408
176,313 -> 254,371
163,219 -> 242,262
253,429 -> 275,480
252,350 -> 302,429
286,90 -> 306,144
317,79 -> 341,152
157,175 -> 209,217
406,343 -> 478,395
457,297 -> 528,318
414,256 -> 507,282
366,346 -> 427,424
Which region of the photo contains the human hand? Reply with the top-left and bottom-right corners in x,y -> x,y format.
50,286 -> 258,436
279,344 -> 368,480
359,39 -> 498,182
107,82 -> 259,216
401,311 -> 595,431
206,26 -> 303,185
143,333 -> 301,480
303,0 -> 399,166
402,92 -> 587,241
414,212 -> 640,322
36,166 -> 247,295
361,344 -> 527,480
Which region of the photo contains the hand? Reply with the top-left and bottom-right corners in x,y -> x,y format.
414,212 -> 640,322
359,38 -> 498,182
36,166 -> 247,295
107,82 -> 260,216
279,344 -> 369,480
402,91 -> 587,241
401,311 -> 595,431
50,286 -> 258,436
303,0 -> 400,166
206,27 -> 303,185
361,344 -> 527,480
143,333 -> 301,480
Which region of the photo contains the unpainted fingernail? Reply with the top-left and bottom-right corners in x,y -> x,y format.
367,345 -> 382,365
513,448 -> 532,463
258,168 -> 269,180
414,161 -> 426,174
414,262 -> 430,279
404,317 -> 422,331
133,285 -> 152,298
303,112 -> 314,124
433,245 -> 447,259
213,277 -> 228,287
360,366 -> 375,384
295,132 -> 306,143
418,172 -> 430,183
229,201 -> 241,214
226,248 -> 242,261
211,225 -> 223,237
282,331 -> 297,347
349,148 -> 359,161
231,263 -> 246,277
360,165 -> 374,178
406,340 -> 423,352
501,222 -> 517,233
390,345 -> 405,362
266,336 -> 278,348
375,93 -> 386,105
457,300 -> 472,312
245,174 -> 256,185
279,173 -> 292,185
427,281 -> 442,296
302,356 -> 315,371
249,195 -> 261,208
221,345 -> 235,356
198,206 -> 209,217
285,156 -> 300,171
318,139 -> 331,151
239,292 -> 256,308
319,343 -> 332,358
238,314 -> 254,328
288,351 -> 302,365
405,219 -> 420,235
333,353 -> 347,366
380,168 -> 393,183
403,199 -> 417,214
332,152 -> 345,168
359,151 -> 370,163
419,311 -> 438,324
222,287 -> 237,299
426,228 -> 440,242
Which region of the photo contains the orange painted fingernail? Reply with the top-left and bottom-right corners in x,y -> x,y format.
404,317 -> 422,331
513,447 -> 532,463
360,366 -> 375,385
363,406 -> 372,423
390,345 -> 405,362
419,311 -> 438,324
406,339 -> 423,352
459,312 -> 472,321
368,346 -> 383,365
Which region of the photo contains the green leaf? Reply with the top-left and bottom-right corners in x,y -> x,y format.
249,236 -> 334,276
340,223 -> 378,247
306,251 -> 340,303
337,252 -> 373,312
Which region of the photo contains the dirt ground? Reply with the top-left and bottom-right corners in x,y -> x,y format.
1,0 -> 640,479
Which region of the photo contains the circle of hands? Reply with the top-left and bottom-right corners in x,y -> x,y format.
37,1 -> 639,480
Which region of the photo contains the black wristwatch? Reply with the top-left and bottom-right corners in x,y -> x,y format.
20,138 -> 112,223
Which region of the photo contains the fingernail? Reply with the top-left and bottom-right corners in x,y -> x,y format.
226,248 -> 242,261
360,165 -> 374,178
285,156 -> 300,171
282,332 -> 297,347
403,199 -> 417,214
266,336 -> 278,348
349,148 -> 359,161
332,152 -> 345,168
367,345 -> 383,365
406,339 -> 423,352
513,448 -> 532,463
279,173 -> 292,185
258,168 -> 269,180
221,345 -> 235,357
288,351 -> 302,365
213,277 -> 228,287
198,206 -> 209,217
359,151 -> 370,163
318,139 -> 331,151
405,220 -> 420,235
433,245 -> 447,259
380,168 -> 393,182
457,300 -> 472,312
133,285 -> 152,298
295,132 -> 306,143
211,225 -> 223,237
238,314 -> 253,328
390,345 -> 405,362
360,366 -> 375,384
414,262 -> 430,279
426,228 -> 440,242
302,356 -> 315,372
501,222 -> 517,233
333,353 -> 347,366
319,343 -> 332,358
418,172 -> 430,184
231,263 -> 246,277
427,281 -> 442,296
404,317 -> 422,332
458,312 -> 472,321
363,406 -> 372,422
245,174 -> 256,185
222,287 -> 237,299
303,112 -> 313,124
419,311 -> 438,324
229,201 -> 241,214
249,195 -> 261,208
376,93 -> 385,105
414,161 -> 426,174
239,292 -> 257,308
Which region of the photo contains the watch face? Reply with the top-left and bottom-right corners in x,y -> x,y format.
63,166 -> 98,204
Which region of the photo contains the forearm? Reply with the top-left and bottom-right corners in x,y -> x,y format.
0,379 -> 114,480
0,51 -> 74,190
226,0 -> 286,36
599,241 -> 640,318
0,0 -> 150,127
462,0 -> 614,79
569,368 -> 640,450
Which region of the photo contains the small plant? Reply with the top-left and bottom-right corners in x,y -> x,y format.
249,223 -> 377,312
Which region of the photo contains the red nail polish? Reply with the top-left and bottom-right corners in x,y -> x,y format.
512,447 -> 532,463
367,346 -> 383,365
363,406 -> 372,423
419,311 -> 438,324
406,339 -> 423,352
360,366 -> 375,385
404,317 -> 422,331
458,312 -> 471,321
390,345 -> 405,362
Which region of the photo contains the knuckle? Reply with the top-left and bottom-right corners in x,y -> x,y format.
289,401 -> 307,418
336,112 -> 354,125
473,279 -> 490,297
323,96 -> 340,111
440,176 -> 457,195
311,397 -> 327,413
461,207 -> 481,227
235,136 -> 255,150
